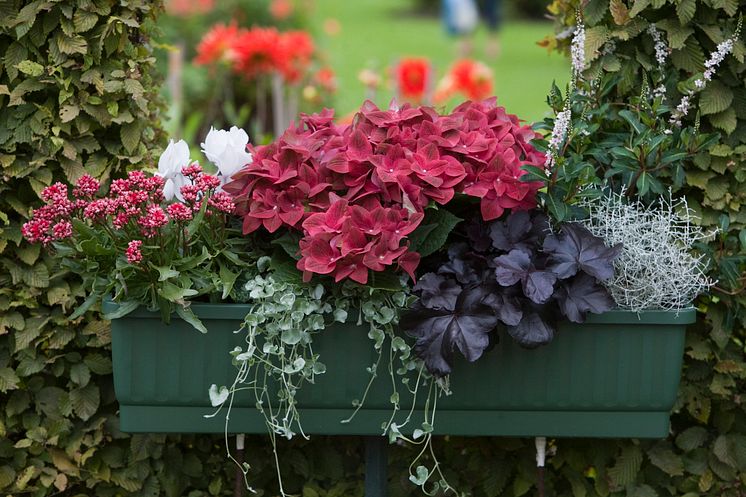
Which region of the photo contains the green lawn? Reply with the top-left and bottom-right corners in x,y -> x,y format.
311,0 -> 569,123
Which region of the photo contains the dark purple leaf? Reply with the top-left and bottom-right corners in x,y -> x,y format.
413,272 -> 461,311
494,249 -> 557,304
439,243 -> 483,284
402,286 -> 499,377
466,220 -> 493,252
544,223 -> 621,281
483,291 -> 523,326
507,312 -> 555,348
555,273 -> 615,323
489,211 -> 549,253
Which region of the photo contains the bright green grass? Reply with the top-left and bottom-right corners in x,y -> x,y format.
311,0 -> 568,124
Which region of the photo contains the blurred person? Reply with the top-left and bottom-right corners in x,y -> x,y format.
479,0 -> 503,58
443,0 -> 503,58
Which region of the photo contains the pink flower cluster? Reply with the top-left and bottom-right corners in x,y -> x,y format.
23,167 -> 235,265
226,99 -> 544,283
22,177 -> 99,245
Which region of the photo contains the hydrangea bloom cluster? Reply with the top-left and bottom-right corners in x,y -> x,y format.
195,24 -> 316,84
23,166 -> 234,264
226,99 -> 544,284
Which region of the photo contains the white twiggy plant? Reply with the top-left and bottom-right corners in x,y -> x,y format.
577,191 -> 715,312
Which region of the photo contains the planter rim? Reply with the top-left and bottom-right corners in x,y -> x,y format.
102,299 -> 697,325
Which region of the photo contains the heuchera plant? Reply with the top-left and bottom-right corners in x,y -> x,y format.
401,210 -> 622,377
225,99 -> 545,284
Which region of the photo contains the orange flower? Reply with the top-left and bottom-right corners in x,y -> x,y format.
276,30 -> 315,83
396,57 -> 431,103
194,23 -> 241,66
314,67 -> 337,93
450,59 -> 494,101
232,27 -> 282,78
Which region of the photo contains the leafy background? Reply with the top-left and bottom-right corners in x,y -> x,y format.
1,0 -> 746,496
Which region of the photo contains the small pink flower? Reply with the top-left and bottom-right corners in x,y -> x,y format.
208,191 -> 235,214
126,240 -> 143,264
127,171 -> 148,189
22,218 -> 52,244
182,163 -> 203,178
84,198 -> 117,220
40,183 -> 68,203
113,212 -> 132,229
52,220 -> 73,240
73,175 -> 100,198
138,205 -> 169,237
110,178 -> 132,195
167,202 -> 193,221
195,174 -> 221,191
180,185 -> 200,204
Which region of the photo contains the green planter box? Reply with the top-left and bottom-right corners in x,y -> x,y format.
105,302 -> 695,438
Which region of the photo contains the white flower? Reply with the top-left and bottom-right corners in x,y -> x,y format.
545,107 -> 572,173
157,139 -> 190,201
570,21 -> 586,80
201,126 -> 253,183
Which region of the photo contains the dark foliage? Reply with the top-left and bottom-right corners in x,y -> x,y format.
402,210 -> 620,376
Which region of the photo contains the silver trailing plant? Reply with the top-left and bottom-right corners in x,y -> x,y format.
577,191 -> 715,312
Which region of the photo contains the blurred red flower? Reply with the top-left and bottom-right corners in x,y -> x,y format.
194,23 -> 241,66
396,57 -> 431,103
434,59 -> 494,103
269,0 -> 294,19
165,0 -> 214,17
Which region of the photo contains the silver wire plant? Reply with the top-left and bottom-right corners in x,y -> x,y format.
577,191 -> 715,312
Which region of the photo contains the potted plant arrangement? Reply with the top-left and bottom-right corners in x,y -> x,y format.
22,16 -> 724,495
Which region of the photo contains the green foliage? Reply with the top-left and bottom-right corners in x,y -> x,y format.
518,1 -> 746,497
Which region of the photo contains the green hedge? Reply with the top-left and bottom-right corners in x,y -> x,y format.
535,0 -> 746,496
4,0 -> 745,496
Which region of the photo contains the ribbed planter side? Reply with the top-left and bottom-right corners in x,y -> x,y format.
106,302 -> 695,438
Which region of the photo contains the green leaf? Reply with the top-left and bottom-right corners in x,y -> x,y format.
70,363 -> 91,387
158,281 -> 198,302
407,208 -> 462,257
271,231 -> 302,259
0,368 -> 21,392
708,107 -> 737,135
153,265 -> 180,282
69,291 -> 101,319
676,426 -> 709,451
102,300 -> 139,320
628,0 -> 651,17
120,121 -> 142,153
608,445 -> 643,487
59,104 -> 80,123
700,81 -> 734,116
647,444 -> 684,476
15,60 -> 44,77
219,264 -> 238,300
175,305 -> 208,334
69,384 -> 99,421
269,256 -> 303,284
676,0 -> 696,24
619,110 -> 645,134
